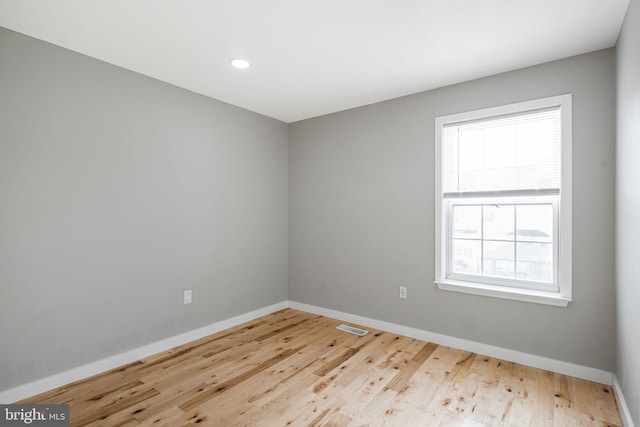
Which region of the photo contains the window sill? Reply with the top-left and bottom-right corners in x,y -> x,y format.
435,279 -> 571,307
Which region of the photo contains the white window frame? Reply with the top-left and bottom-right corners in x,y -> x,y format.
434,94 -> 572,307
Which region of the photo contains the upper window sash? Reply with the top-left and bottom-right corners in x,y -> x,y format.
442,106 -> 561,195
435,94 -> 572,197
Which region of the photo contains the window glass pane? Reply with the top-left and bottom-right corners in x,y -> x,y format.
451,239 -> 481,275
457,129 -> 484,191
442,126 -> 460,192
483,241 -> 515,279
483,205 -> 514,241
516,242 -> 553,283
483,124 -> 517,190
516,119 -> 561,190
452,205 -> 481,239
516,204 -> 553,243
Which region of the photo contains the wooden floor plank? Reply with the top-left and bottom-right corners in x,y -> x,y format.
178,346 -> 302,411
19,309 -> 623,426
385,341 -> 438,392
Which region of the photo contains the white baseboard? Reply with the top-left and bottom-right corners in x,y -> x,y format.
613,374 -> 636,427
0,301 -> 289,404
288,301 -> 613,386
0,299 -> 620,409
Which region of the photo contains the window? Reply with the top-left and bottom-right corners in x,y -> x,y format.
434,95 -> 572,306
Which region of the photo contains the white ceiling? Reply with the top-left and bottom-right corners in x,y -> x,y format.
0,0 -> 630,123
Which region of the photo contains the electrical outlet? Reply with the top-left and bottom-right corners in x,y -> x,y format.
183,290 -> 193,304
399,286 -> 407,299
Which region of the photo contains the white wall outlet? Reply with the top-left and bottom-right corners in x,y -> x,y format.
183,290 -> 193,304
399,286 -> 407,299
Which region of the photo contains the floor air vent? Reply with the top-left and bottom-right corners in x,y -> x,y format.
336,324 -> 369,336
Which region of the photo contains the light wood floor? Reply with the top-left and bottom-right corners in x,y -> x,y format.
20,309 -> 622,426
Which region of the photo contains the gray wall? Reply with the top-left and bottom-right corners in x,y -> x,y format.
616,0 -> 640,423
0,27 -> 289,390
289,49 -> 616,371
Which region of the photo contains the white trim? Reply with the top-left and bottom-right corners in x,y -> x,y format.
0,301 -> 289,404
613,374 -> 636,427
435,94 -> 573,304
436,95 -> 571,128
444,188 -> 559,199
558,94 -> 573,300
0,300 -> 614,407
288,301 -> 610,385
435,280 -> 571,307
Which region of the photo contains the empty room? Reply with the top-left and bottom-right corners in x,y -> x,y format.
1,1 -> 638,426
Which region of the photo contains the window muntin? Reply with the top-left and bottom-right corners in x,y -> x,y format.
434,94 -> 572,304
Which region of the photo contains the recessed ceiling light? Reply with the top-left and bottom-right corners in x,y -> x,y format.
230,58 -> 251,69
